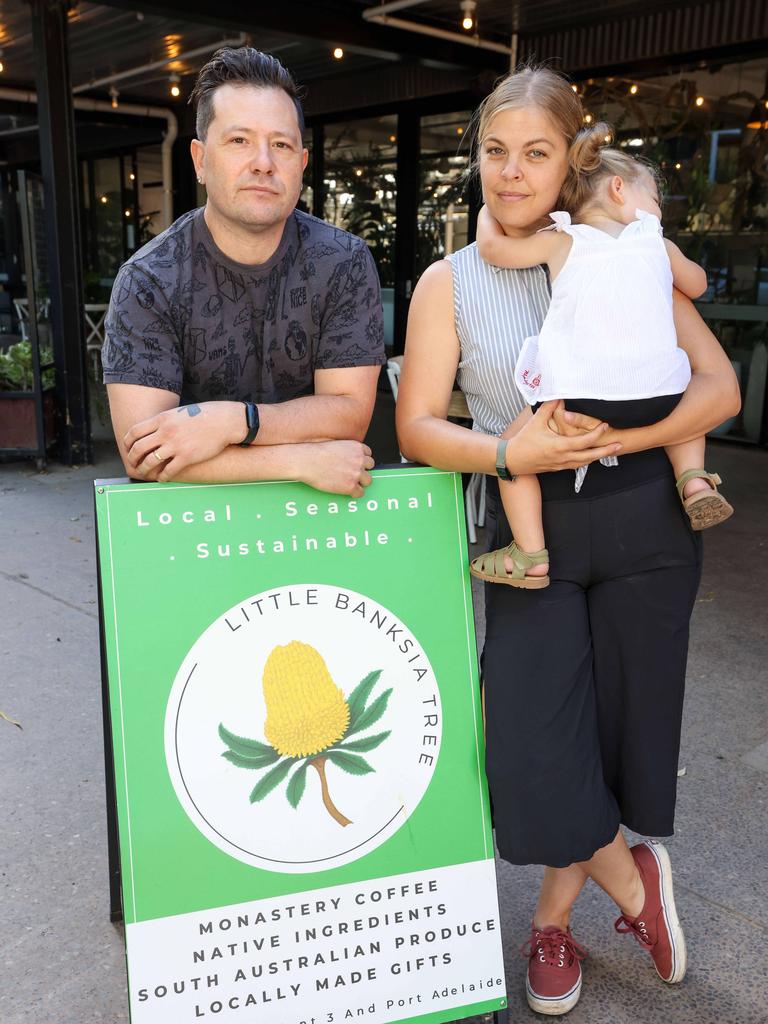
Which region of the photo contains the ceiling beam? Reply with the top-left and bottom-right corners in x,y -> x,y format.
93,0 -> 508,73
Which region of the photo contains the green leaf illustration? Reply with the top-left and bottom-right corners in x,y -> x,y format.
286,761 -> 310,809
345,669 -> 382,731
334,730 -> 390,753
346,688 -> 393,737
219,723 -> 276,759
249,758 -> 295,803
327,750 -> 375,775
223,748 -> 280,770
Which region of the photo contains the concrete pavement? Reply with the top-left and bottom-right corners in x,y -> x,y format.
1,429 -> 766,1024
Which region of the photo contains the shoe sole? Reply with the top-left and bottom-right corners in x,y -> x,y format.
469,565 -> 550,588
686,492 -> 734,530
525,972 -> 582,1015
647,840 -> 687,984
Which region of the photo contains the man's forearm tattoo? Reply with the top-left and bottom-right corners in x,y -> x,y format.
178,404 -> 202,417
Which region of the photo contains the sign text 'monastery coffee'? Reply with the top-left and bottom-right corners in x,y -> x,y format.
95,468 -> 507,1024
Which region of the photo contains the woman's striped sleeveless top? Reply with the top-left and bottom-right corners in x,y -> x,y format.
446,243 -> 550,436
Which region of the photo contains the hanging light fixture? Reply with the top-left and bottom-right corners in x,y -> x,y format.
169,73 -> 181,99
460,0 -> 476,31
109,86 -> 119,109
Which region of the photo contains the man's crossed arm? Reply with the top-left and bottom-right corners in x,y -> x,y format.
107,364 -> 380,498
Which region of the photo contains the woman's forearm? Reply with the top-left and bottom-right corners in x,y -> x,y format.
399,402 -> 622,477
602,371 -> 741,454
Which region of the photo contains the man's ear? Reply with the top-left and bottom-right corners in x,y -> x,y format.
607,174 -> 625,206
190,138 -> 205,182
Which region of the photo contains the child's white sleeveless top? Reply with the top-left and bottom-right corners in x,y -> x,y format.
514,209 -> 692,404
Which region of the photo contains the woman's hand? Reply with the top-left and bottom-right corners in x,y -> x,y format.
505,401 -> 621,474
547,404 -> 604,437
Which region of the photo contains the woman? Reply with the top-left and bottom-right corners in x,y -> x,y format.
396,67 -> 739,1017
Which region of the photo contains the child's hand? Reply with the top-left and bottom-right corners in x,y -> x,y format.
476,205 -> 505,262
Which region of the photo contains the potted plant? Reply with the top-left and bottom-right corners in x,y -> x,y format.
0,339 -> 56,452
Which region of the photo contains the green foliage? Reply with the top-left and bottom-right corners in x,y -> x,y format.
248,757 -> 297,803
326,750 -> 374,775
0,340 -> 55,392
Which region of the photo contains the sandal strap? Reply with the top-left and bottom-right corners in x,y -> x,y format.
474,542 -> 549,581
675,468 -> 722,498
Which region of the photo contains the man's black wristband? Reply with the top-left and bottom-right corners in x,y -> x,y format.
240,401 -> 260,446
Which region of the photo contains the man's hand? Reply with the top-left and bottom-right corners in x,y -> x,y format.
507,400 -> 622,475
299,441 -> 375,498
124,401 -> 244,479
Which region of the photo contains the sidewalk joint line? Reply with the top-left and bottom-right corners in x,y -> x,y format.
676,883 -> 768,931
0,570 -> 97,620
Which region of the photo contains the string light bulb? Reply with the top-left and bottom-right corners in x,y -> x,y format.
460,0 -> 476,31
571,84 -> 578,93
109,86 -> 119,109
584,113 -> 593,124
169,73 -> 181,99
675,162 -> 682,170
629,84 -> 638,95
695,95 -> 704,107
333,47 -> 344,60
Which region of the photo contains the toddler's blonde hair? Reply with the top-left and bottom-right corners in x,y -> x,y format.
560,122 -> 663,216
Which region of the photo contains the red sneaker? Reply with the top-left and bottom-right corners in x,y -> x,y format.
615,839 -> 687,983
522,924 -> 586,1015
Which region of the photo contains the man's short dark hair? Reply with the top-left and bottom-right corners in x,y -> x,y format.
189,46 -> 305,141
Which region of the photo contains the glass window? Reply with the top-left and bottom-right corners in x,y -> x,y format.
417,111 -> 472,279
323,115 -> 397,288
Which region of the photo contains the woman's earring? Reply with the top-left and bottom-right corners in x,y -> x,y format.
197,177 -> 204,185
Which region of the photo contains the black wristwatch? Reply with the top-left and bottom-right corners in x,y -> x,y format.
496,439 -> 516,482
239,401 -> 260,446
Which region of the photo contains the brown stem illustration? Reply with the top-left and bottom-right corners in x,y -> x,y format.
310,757 -> 352,827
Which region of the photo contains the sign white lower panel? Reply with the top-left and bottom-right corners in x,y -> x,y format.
127,859 -> 506,1024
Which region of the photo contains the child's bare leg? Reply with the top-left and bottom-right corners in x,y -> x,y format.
665,437 -> 708,497
498,474 -> 548,576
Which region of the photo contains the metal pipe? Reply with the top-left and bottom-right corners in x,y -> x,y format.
0,87 -> 178,230
363,12 -> 514,55
362,0 -> 431,16
72,33 -> 246,94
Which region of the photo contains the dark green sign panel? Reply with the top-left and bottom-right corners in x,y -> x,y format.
95,467 -> 507,1024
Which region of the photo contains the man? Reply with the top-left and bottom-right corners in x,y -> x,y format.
103,47 -> 383,497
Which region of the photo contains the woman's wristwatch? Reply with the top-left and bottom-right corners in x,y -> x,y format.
496,439 -> 517,482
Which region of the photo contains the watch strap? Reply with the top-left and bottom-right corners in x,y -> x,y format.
496,439 -> 516,482
239,401 -> 260,446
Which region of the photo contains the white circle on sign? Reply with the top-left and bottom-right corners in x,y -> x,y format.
164,584 -> 442,873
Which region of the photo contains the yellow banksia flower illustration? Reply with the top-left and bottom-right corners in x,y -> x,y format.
263,641 -> 349,758
219,641 -> 392,827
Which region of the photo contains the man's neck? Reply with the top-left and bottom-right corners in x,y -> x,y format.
203,204 -> 290,266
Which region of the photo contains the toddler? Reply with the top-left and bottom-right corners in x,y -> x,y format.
470,123 -> 733,588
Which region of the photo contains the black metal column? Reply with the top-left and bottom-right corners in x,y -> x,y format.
393,110 -> 419,355
31,0 -> 91,465
311,123 -> 325,220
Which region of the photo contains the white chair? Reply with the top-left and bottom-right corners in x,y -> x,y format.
84,303 -> 109,376
13,296 -> 50,341
385,356 -> 485,543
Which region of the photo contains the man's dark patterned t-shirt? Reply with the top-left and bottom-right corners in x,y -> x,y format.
102,208 -> 385,404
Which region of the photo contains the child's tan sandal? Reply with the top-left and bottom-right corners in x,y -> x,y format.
675,469 -> 734,531
469,541 -> 550,588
